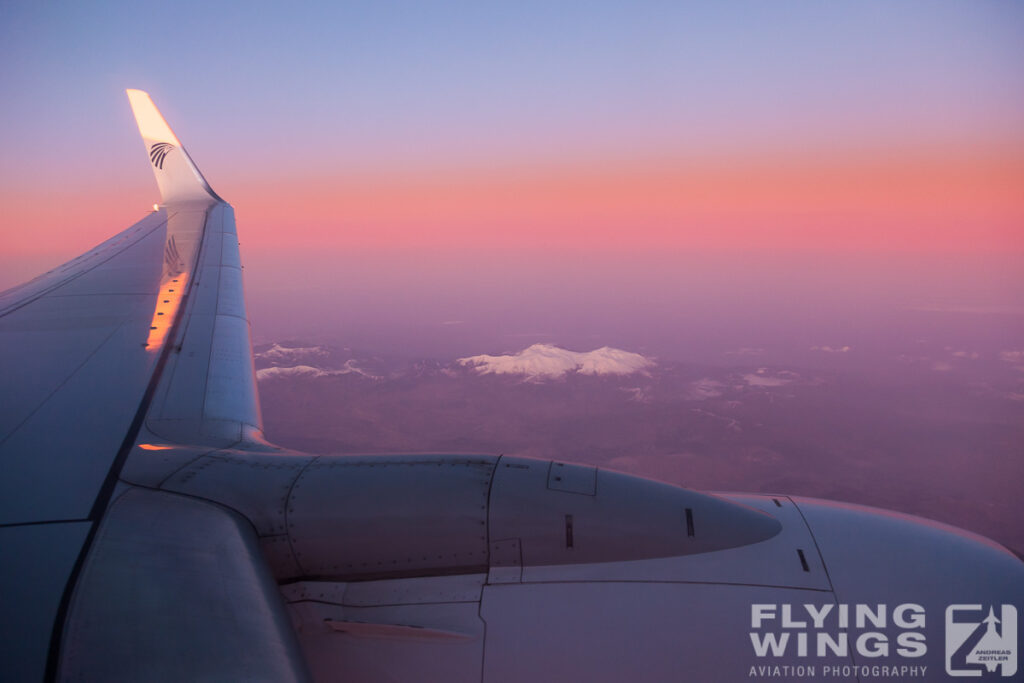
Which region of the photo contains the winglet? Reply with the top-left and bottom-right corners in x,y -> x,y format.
127,89 -> 222,205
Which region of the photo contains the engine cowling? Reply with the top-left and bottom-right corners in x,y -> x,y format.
272,454 -> 781,581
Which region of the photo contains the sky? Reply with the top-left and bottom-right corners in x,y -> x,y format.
1,0 -> 1023,555
0,1 -> 1022,345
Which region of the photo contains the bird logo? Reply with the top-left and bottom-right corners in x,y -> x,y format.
149,142 -> 175,169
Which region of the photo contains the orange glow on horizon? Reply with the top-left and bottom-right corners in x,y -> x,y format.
2,146 -> 1022,258
225,147 -> 1024,253
138,443 -> 174,451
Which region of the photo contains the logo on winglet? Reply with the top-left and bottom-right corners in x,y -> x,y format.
149,142 -> 175,169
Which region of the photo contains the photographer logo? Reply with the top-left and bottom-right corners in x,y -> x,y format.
945,605 -> 1017,677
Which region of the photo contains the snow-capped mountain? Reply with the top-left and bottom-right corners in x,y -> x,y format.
457,343 -> 654,380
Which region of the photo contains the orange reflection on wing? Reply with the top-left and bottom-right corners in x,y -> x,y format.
138,443 -> 174,451
145,272 -> 188,351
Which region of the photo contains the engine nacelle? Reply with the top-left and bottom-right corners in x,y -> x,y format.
274,454 -> 781,581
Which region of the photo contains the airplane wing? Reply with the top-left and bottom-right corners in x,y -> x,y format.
0,90 -> 283,682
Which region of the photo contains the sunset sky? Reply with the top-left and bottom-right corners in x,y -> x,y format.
1,0 -> 1023,559
1,1 -> 1022,340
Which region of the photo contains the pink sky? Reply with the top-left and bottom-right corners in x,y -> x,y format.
2,3 -> 1022,300
3,143 -> 1022,274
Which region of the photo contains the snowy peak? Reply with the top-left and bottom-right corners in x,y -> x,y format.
458,343 -> 654,380
255,343 -> 328,364
256,359 -> 378,381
